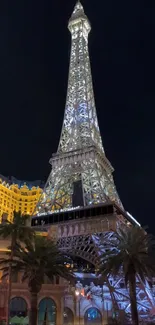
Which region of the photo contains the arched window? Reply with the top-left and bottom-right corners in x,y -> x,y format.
38,298 -> 56,325
84,308 -> 102,325
10,297 -> 27,318
63,307 -> 74,325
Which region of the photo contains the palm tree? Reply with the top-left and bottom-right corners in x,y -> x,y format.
98,226 -> 155,325
0,235 -> 74,325
0,210 -> 34,325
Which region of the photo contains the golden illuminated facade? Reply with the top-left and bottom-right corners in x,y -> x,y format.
0,176 -> 42,222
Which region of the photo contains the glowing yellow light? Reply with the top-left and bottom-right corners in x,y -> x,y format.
0,248 -> 10,252
35,232 -> 47,237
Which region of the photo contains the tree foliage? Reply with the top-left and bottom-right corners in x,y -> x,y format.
98,226 -> 155,325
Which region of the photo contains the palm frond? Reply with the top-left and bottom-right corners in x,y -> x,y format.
0,235 -> 74,290
98,225 -> 155,286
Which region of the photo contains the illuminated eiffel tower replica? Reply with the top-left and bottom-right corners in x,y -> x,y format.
33,2 -> 155,321
36,0 -> 123,216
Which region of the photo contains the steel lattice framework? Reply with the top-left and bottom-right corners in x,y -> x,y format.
36,1 -> 122,215
45,216 -> 155,321
57,225 -> 155,322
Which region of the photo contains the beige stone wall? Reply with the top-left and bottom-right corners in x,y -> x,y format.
0,282 -> 67,324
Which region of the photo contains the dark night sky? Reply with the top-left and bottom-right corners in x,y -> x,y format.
0,0 -> 155,229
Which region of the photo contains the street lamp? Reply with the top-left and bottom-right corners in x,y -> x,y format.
75,290 -> 80,325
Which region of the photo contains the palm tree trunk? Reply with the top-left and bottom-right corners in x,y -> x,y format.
6,236 -> 15,325
106,277 -> 118,320
129,274 -> 139,325
29,291 -> 38,325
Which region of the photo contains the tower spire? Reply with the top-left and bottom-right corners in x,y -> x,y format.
35,3 -> 123,215
59,1 -> 100,153
68,0 -> 90,34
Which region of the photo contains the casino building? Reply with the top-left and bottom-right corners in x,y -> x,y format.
0,175 -> 42,222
